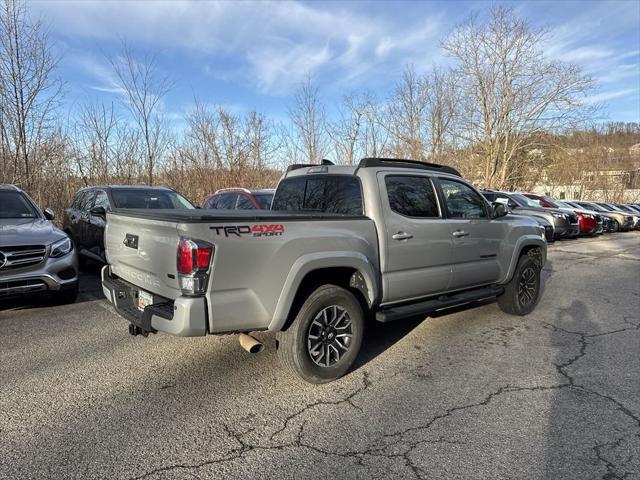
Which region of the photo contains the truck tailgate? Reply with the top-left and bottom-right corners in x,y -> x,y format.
105,212 -> 182,299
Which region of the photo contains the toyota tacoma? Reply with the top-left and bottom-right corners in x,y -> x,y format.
102,158 -> 547,383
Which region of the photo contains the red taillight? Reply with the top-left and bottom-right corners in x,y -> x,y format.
196,247 -> 212,269
177,239 -> 193,274
177,238 -> 213,274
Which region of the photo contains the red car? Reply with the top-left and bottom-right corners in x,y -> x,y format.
524,193 -> 601,236
201,188 -> 274,210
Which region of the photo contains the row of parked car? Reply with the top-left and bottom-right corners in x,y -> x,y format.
1,178 -> 639,305
480,190 -> 640,241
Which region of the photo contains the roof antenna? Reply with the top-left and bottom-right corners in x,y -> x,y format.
321,159 -> 335,165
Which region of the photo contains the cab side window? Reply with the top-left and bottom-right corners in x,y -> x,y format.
439,179 -> 487,219
385,175 -> 440,218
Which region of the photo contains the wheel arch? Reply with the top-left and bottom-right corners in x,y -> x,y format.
503,237 -> 546,284
268,253 -> 379,332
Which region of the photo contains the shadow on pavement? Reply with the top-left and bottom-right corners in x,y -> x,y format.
352,297 -> 497,373
353,258 -> 552,374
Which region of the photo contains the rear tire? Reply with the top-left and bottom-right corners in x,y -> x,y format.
498,254 -> 541,316
276,285 -> 364,384
611,221 -> 620,233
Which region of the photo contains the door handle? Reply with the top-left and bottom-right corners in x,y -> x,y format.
452,230 -> 469,238
392,232 -> 413,240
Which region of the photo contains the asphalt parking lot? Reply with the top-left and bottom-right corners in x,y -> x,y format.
1,233 -> 639,480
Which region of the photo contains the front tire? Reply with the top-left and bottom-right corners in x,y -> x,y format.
611,220 -> 620,233
498,254 -> 541,316
276,285 -> 364,384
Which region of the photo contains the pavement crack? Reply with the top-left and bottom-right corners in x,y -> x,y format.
543,321 -> 640,429
593,437 -> 634,480
268,370 -> 372,442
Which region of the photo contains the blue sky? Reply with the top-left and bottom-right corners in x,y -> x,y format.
30,0 -> 640,127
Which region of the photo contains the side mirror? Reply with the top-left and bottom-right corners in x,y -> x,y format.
492,202 -> 508,218
90,206 -> 106,218
43,208 -> 55,220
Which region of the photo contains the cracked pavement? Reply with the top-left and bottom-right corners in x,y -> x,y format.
1,233 -> 639,480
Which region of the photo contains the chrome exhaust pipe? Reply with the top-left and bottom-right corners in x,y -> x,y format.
238,333 -> 263,353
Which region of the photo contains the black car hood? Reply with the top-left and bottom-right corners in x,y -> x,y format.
0,218 -> 67,247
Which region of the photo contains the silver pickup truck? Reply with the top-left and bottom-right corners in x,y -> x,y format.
102,158 -> 547,383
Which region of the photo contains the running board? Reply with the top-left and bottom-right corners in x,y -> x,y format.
375,285 -> 505,323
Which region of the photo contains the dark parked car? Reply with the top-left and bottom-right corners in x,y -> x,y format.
201,188 -> 274,210
481,191 -> 576,240
1,184 -> 78,303
63,185 -> 194,265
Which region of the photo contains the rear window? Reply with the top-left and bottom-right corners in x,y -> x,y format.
111,189 -> 194,209
272,176 -> 363,215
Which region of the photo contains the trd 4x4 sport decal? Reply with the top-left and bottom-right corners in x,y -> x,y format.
210,224 -> 285,238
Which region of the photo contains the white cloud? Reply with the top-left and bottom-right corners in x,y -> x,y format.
583,88 -> 638,105
30,0 -> 443,95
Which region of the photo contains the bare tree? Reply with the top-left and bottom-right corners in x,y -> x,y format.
443,6 -> 597,189
425,67 -> 458,161
245,110 -> 279,169
360,93 -> 390,158
75,101 -> 119,182
288,74 -> 327,162
328,91 -> 389,163
170,102 -> 282,202
386,66 -> 429,160
109,42 -> 172,185
328,93 -> 364,164
0,0 -> 63,188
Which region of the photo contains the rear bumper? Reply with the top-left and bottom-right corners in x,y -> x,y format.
101,266 -> 207,336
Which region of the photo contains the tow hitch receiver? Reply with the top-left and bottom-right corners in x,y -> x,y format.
128,323 -> 152,337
